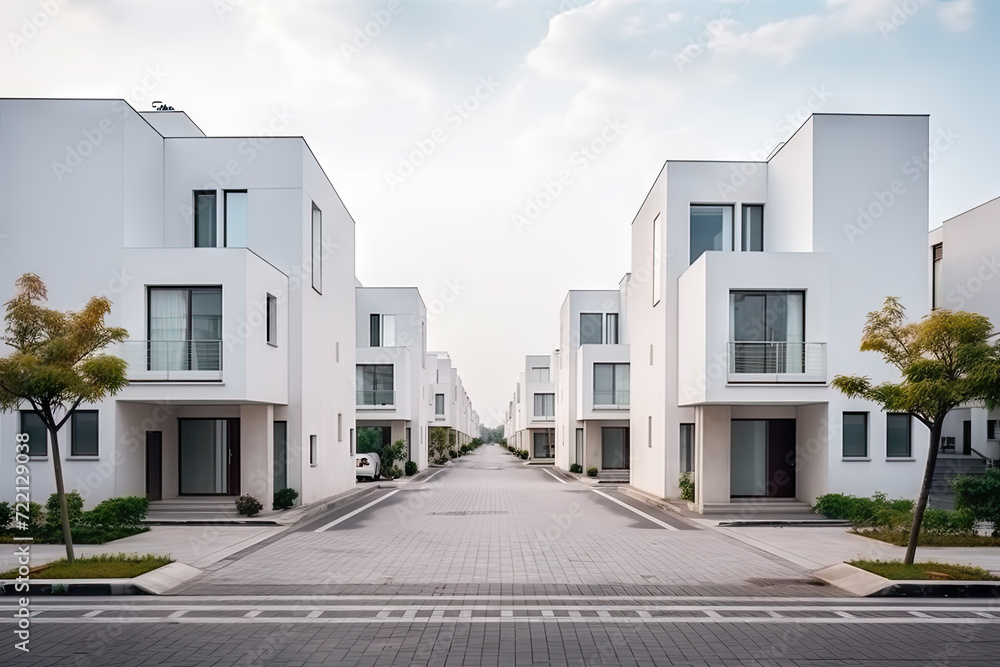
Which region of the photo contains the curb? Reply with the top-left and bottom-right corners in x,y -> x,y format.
814,563 -> 1000,598
0,562 -> 203,596
717,519 -> 851,527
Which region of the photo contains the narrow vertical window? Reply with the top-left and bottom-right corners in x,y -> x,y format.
311,203 -> 322,294
310,435 -> 318,466
741,205 -> 763,252
381,314 -> 396,347
338,414 -> 343,442
679,423 -> 694,472
266,294 -> 277,346
224,190 -> 248,247
932,244 -> 943,310
194,191 -> 217,247
652,213 -> 662,306
370,314 -> 381,346
605,313 -> 619,345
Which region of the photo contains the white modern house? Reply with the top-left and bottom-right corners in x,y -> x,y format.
0,98 -> 357,509
355,286 -> 433,469
628,113 -> 931,512
552,284 -> 631,477
428,351 -> 480,456
507,354 -> 557,460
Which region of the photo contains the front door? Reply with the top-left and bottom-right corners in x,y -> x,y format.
179,418 -> 240,495
601,427 -> 630,469
731,419 -> 796,498
145,431 -> 162,501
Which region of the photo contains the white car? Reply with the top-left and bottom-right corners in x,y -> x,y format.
354,452 -> 381,481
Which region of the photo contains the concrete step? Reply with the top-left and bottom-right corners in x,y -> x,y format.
596,470 -> 630,483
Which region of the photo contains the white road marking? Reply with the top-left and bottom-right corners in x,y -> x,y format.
541,468 -> 568,484
421,470 -> 445,484
307,610 -> 323,618
244,610 -> 261,618
591,490 -> 679,531
909,611 -> 931,618
974,611 -> 995,618
314,490 -> 400,532
82,610 -> 102,618
834,611 -> 855,618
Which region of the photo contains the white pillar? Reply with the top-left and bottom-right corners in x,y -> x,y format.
694,405 -> 731,513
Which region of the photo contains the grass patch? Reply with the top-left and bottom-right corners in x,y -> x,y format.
0,553 -> 173,580
849,559 -> 999,581
852,529 -> 1000,547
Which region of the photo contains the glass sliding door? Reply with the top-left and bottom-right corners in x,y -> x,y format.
179,419 -> 238,495
601,427 -> 629,469
730,420 -> 768,497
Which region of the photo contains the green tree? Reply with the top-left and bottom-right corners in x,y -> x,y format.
832,297 -> 1000,564
0,274 -> 128,562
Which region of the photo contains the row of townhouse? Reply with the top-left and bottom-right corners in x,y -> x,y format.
506,113 -> 1000,512
0,98 -> 479,510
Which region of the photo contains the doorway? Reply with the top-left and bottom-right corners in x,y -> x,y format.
145,431 -> 162,502
601,427 -> 630,470
730,419 -> 795,498
179,418 -> 240,495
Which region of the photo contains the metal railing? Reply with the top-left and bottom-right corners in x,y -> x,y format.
119,340 -> 223,381
728,341 -> 826,383
356,390 -> 396,407
593,389 -> 630,408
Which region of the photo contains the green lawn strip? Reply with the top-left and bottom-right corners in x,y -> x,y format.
0,553 -> 173,579
851,529 -> 1000,547
849,559 -> 999,581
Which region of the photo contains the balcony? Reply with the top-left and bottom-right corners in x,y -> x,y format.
356,389 -> 396,407
119,340 -> 223,382
728,342 -> 826,383
593,390 -> 630,410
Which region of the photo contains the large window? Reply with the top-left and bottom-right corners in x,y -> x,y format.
653,213 -> 662,306
690,205 -> 732,264
266,294 -> 277,346
529,367 -> 550,383
311,203 -> 322,294
369,314 -> 395,347
932,244 -> 943,310
356,364 -> 394,406
679,423 -> 694,473
605,313 -> 619,345
70,411 -> 99,457
730,291 -> 805,374
580,313 -> 603,345
533,393 -> 554,418
741,205 -> 763,252
594,363 -> 629,406
533,430 -> 553,458
435,393 -> 445,416
224,190 -> 247,247
20,410 -> 47,457
194,191 -> 217,248
843,412 -> 869,458
886,413 -> 911,458
148,287 -> 222,371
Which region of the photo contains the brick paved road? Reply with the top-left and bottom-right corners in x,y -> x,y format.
4,445 -> 999,666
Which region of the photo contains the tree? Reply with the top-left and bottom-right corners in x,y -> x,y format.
0,274 -> 128,562
832,297 -> 1000,564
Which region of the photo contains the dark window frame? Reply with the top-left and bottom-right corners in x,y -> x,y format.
679,423 -> 695,473
311,203 -> 323,294
193,190 -> 218,248
579,312 -> 603,345
886,413 -> 912,458
932,243 -> 943,310
741,204 -> 764,252
533,392 -> 555,418
70,410 -> 100,457
20,410 -> 47,457
843,412 -> 869,458
266,293 -> 277,346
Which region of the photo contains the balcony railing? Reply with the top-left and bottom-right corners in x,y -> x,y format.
532,413 -> 555,422
119,340 -> 223,381
728,341 -> 826,383
593,390 -> 630,409
356,390 -> 396,407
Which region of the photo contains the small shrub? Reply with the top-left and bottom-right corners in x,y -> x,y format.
921,508 -> 976,536
952,469 -> 1000,535
569,463 -> 583,474
405,461 -> 418,476
434,456 -> 448,465
678,472 -> 695,502
812,492 -> 911,529
0,502 -> 12,531
519,451 -> 528,460
273,488 -> 299,511
448,449 -> 458,459
389,465 -> 403,479
586,467 -> 598,477
45,491 -> 85,530
235,495 -> 263,517
86,496 -> 150,528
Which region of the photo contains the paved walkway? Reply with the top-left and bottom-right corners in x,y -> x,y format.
177,445 -> 832,596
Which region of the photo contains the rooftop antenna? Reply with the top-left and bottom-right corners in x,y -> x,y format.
151,101 -> 175,111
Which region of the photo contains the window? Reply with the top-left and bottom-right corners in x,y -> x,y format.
989,420 -> 997,440
593,363 -> 629,406
690,205 -> 732,264
148,287 -> 223,371
70,411 -> 99,456
20,410 -> 47,457
338,413 -> 343,442
680,423 -> 694,473
310,435 -> 317,466
580,313 -> 602,345
311,203 -> 322,294
369,314 -> 395,347
932,244 -> 943,310
741,205 -> 763,252
843,412 -> 869,457
194,191 -> 217,247
435,393 -> 445,416
356,364 -> 394,406
605,313 -> 619,345
886,413 -> 911,458
266,294 -> 277,346
349,428 -> 355,455
647,415 -> 652,448
575,428 -> 583,465
730,291 -> 805,374
533,393 -> 554,418
224,190 -> 247,247
529,367 -> 550,383
652,213 -> 662,306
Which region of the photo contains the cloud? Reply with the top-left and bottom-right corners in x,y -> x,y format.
937,0 -> 975,31
707,15 -> 822,65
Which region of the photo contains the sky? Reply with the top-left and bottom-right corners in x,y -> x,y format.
3,0 -> 998,426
